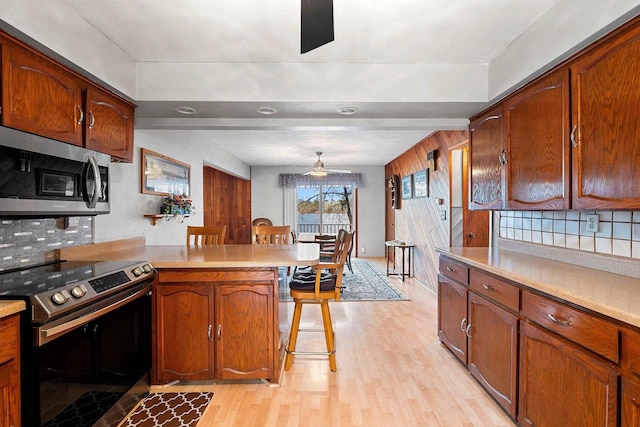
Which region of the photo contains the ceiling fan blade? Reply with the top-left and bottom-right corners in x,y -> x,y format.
327,169 -> 352,174
301,0 -> 334,54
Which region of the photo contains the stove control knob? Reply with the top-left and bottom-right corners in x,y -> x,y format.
71,285 -> 87,298
132,267 -> 143,277
51,291 -> 69,305
142,264 -> 152,273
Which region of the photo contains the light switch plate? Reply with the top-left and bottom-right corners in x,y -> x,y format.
440,209 -> 447,220
586,214 -> 599,232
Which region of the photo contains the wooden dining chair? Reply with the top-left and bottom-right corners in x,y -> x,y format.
284,229 -> 353,372
252,225 -> 290,245
186,225 -> 226,245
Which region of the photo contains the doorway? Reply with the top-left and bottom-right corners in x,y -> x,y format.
450,146 -> 489,247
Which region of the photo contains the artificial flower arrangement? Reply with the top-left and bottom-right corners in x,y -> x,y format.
160,193 -> 194,215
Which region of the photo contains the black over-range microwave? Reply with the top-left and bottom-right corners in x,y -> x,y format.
0,126 -> 111,217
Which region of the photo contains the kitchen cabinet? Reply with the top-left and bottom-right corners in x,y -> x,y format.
85,86 -> 134,162
215,284 -> 274,380
438,257 -> 519,418
0,31 -> 135,162
1,39 -> 84,146
570,20 -> 640,209
153,268 -> 279,384
154,284 -> 214,382
469,105 -> 504,210
0,314 -> 20,427
503,68 -> 570,210
519,321 -> 618,427
621,329 -> 640,427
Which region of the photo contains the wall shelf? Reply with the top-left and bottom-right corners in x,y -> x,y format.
144,214 -> 191,226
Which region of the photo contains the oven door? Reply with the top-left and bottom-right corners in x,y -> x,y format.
24,282 -> 151,427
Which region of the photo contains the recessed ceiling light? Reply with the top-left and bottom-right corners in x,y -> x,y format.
256,106 -> 278,115
337,107 -> 358,115
174,106 -> 198,115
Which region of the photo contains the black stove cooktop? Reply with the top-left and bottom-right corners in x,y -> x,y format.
0,260 -> 147,297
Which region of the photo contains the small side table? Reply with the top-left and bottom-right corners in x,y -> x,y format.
385,240 -> 415,281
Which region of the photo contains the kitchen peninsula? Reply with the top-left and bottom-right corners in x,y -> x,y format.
58,238 -> 319,386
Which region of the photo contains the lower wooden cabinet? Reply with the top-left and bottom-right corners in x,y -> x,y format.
437,274 -> 468,364
468,292 -> 518,418
519,321 -> 618,427
622,378 -> 640,427
152,268 -> 279,384
0,314 -> 20,427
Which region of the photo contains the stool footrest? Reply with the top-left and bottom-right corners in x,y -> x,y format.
286,349 -> 336,356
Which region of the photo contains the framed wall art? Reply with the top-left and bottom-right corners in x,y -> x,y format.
401,175 -> 413,199
413,170 -> 428,198
141,148 -> 191,196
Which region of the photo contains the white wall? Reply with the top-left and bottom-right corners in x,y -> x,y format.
250,166 -> 386,257
94,130 -> 250,244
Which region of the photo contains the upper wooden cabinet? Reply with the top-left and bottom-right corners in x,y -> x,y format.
1,40 -> 84,146
85,86 -> 134,162
0,32 -> 135,162
469,16 -> 640,211
469,105 -> 504,210
570,22 -> 640,209
504,68 -> 570,210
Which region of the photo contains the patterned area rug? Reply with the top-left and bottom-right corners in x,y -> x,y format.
283,258 -> 409,301
121,392 -> 212,427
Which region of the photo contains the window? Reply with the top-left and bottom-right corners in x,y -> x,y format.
296,184 -> 354,234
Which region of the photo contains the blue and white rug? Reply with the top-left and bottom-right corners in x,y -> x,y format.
283,258 -> 409,301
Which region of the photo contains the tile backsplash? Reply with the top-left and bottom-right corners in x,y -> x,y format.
0,217 -> 93,271
498,210 -> 640,259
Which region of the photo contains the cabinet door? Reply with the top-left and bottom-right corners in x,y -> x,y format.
519,322 -> 618,427
437,275 -> 468,364
0,314 -> 20,427
215,284 -> 274,380
623,378 -> 640,427
85,86 -> 135,162
468,292 -> 518,418
469,105 -> 504,210
504,68 -> 570,210
1,40 -> 84,146
570,23 -> 640,209
154,285 -> 214,383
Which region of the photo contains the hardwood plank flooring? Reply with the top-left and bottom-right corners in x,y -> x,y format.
149,258 -> 515,426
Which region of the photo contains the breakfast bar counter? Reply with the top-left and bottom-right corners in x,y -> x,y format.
58,239 -> 320,386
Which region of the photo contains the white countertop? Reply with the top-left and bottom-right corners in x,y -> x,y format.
437,247 -> 640,329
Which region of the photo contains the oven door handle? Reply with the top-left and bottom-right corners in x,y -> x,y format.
37,284 -> 149,346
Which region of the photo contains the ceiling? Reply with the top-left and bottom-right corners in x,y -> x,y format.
54,0 -> 565,168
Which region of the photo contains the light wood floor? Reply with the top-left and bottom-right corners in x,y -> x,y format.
151,258 -> 516,426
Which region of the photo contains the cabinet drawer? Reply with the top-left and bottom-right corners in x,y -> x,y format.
470,269 -> 519,312
159,268 -> 277,284
439,258 -> 469,285
0,315 -> 19,365
522,291 -> 619,363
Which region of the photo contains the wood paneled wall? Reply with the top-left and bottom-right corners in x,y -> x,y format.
385,130 -> 469,292
203,166 -> 252,244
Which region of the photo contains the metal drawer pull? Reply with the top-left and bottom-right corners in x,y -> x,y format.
217,324 -> 222,340
570,125 -> 578,147
207,325 -> 212,341
460,318 -> 467,333
77,106 -> 84,124
446,266 -> 455,272
482,284 -> 496,291
547,313 -> 572,326
465,323 -> 473,338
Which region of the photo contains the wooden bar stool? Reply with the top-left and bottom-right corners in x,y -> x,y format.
285,229 -> 353,372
